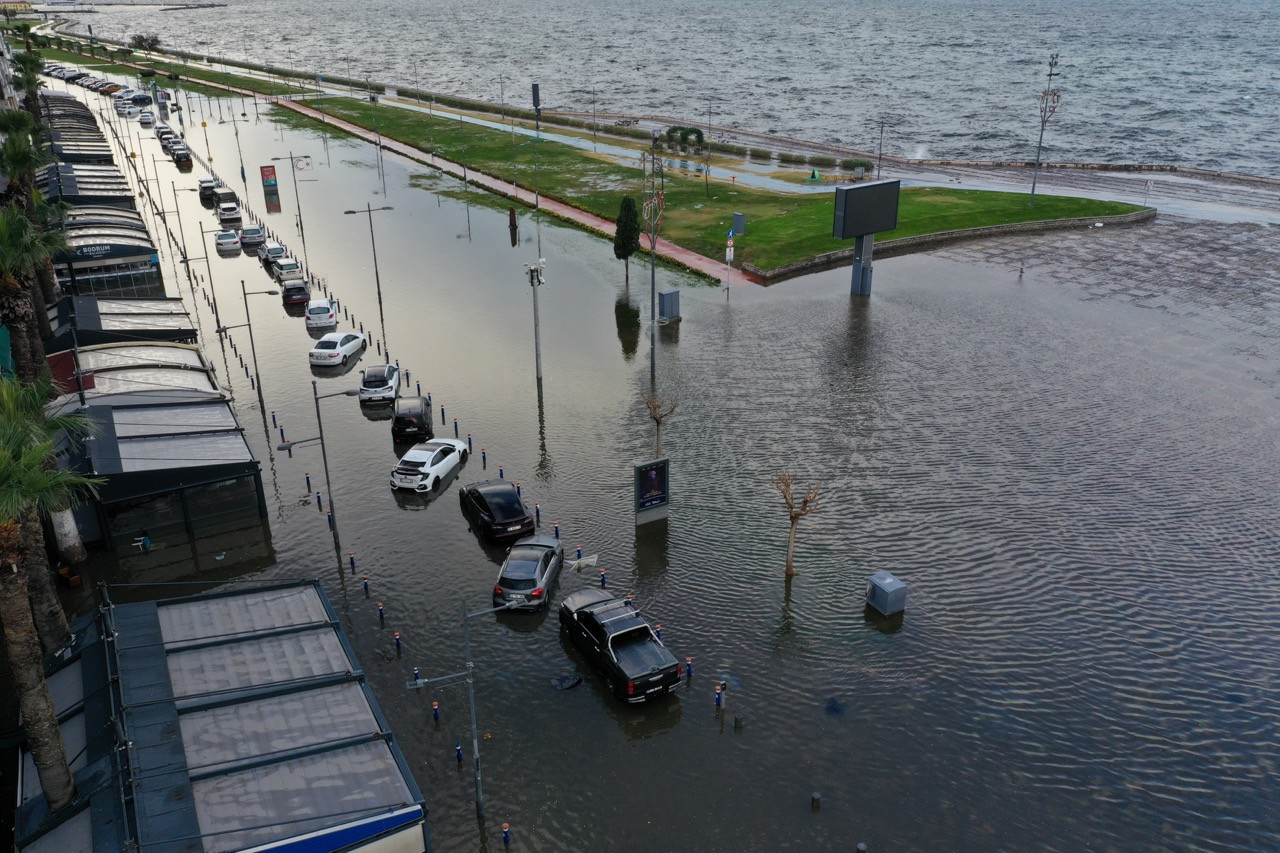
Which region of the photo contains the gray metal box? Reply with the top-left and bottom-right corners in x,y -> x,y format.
658,289 -> 680,321
732,211 -> 745,235
866,571 -> 907,616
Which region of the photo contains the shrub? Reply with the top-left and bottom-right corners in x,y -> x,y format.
777,151 -> 806,165
840,158 -> 875,172
810,155 -> 837,168
748,147 -> 772,161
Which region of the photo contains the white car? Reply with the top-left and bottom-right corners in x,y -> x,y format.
216,202 -> 242,223
390,439 -> 470,492
214,230 -> 241,252
304,297 -> 337,329
257,241 -> 286,264
358,363 -> 400,403
308,331 -> 366,367
138,110 -> 155,127
271,256 -> 304,282
119,105 -> 141,119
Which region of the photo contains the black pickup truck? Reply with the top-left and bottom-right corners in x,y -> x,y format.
559,588 -> 682,703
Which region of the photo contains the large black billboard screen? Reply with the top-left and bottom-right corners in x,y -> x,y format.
833,180 -> 901,239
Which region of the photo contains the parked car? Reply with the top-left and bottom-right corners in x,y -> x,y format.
493,535 -> 564,611
304,297 -> 337,329
101,83 -> 122,94
198,177 -> 220,199
214,230 -> 241,252
119,105 -> 142,119
129,93 -> 153,106
258,241 -> 286,265
391,396 -> 434,442
211,187 -> 239,207
281,281 -> 311,304
459,480 -> 536,542
358,363 -> 399,403
308,331 -> 366,366
64,71 -> 88,83
172,147 -> 193,168
138,111 -> 156,128
559,588 -> 682,703
271,256 -> 304,282
389,438 -> 469,492
216,202 -> 242,224
239,225 -> 266,247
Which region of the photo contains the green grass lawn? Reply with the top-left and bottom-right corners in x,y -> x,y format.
37,46 -> 303,97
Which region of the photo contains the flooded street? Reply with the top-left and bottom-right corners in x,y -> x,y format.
69,80 -> 1280,852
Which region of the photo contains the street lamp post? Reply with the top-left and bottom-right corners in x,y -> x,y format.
271,152 -> 312,267
1029,53 -> 1062,206
278,381 -> 361,550
216,280 -> 279,415
343,204 -> 393,362
643,130 -> 665,388
169,181 -> 193,261
197,222 -> 221,328
877,120 -> 886,180
525,260 -> 545,381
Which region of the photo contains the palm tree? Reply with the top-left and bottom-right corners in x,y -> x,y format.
0,375 -> 102,814
10,50 -> 45,123
0,204 -> 63,380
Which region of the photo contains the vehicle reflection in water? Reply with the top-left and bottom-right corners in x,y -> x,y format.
494,603 -> 550,634
359,400 -> 394,421
309,356 -> 364,378
283,302 -> 307,319
389,487 -> 436,513
556,630 -> 684,741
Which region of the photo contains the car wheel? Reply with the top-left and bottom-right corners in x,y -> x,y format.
341,354 -> 349,365
460,450 -> 469,461
431,476 -> 440,491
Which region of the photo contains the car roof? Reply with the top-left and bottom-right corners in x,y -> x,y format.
306,297 -> 331,308
511,534 -> 560,550
216,230 -> 238,237
394,396 -> 426,413
242,225 -> 264,233
364,363 -> 393,378
317,331 -> 350,342
263,241 -> 284,250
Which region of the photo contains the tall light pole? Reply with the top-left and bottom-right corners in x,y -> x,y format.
343,204 -> 393,362
219,112 -> 250,188
216,280 -> 278,416
169,181 -> 193,261
1029,53 -> 1061,206
278,381 -> 361,553
525,260 -> 545,381
197,222 -> 221,329
877,119 -> 887,180
272,152 -> 312,267
643,130 -> 665,389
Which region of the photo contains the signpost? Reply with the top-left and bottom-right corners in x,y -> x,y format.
726,230 -> 735,265
634,458 -> 670,525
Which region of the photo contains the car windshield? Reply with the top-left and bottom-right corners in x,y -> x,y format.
315,341 -> 337,350
308,306 -> 329,315
485,489 -> 526,521
363,376 -> 388,388
396,459 -> 426,471
501,577 -> 536,591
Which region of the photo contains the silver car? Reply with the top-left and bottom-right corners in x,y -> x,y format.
493,535 -> 564,611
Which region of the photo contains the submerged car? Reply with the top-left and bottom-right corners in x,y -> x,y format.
281,281 -> 311,304
239,225 -> 266,247
358,363 -> 400,403
459,480 -> 536,542
493,535 -> 564,611
559,589 -> 682,703
198,176 -> 220,199
308,331 -> 366,366
258,241 -> 287,265
389,438 -> 469,492
304,297 -> 337,329
214,230 -> 241,252
271,256 -> 304,282
391,396 -> 434,442
216,202 -> 242,223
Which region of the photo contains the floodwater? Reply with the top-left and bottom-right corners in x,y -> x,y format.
63,74 -> 1280,852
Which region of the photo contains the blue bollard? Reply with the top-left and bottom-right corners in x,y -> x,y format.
413,666 -> 420,682
305,472 -> 311,492
482,449 -> 487,466
315,491 -> 322,509
655,624 -> 662,641
362,575 -> 369,594
441,405 -> 446,424
455,742 -> 463,763
405,370 -> 410,383
576,545 -> 582,560
502,824 -> 511,846
280,426 -> 286,443
377,602 -> 385,625
715,684 -> 723,709
499,466 -> 504,479
686,657 -> 694,679
515,482 -> 522,497
453,418 -> 459,438
327,511 -> 334,530
535,503 -> 541,524
416,381 -> 421,395
599,568 -> 606,588
394,631 -> 401,651
349,552 -> 356,570
553,521 -> 560,539
467,433 -> 473,451
432,701 -> 440,720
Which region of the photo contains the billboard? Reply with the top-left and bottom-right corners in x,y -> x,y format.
833,180 -> 901,239
634,458 -> 670,524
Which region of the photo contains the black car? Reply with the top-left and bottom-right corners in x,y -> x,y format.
459,480 -> 535,541
281,282 -> 311,304
559,588 -> 682,703
391,396 -> 434,442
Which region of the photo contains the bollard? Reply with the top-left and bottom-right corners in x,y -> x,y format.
455,742 -> 463,763
405,369 -> 410,383
482,449 -> 487,466
655,624 -> 662,641
327,511 -> 334,530
502,824 -> 511,846
416,381 -> 422,395
377,602 -> 385,625
250,376 -> 256,389
432,700 -> 440,720
359,321 -> 364,333
686,657 -> 694,679
394,631 -> 401,651
535,502 -> 541,524
453,418 -> 459,438
362,575 -> 370,594
811,792 -> 822,811
441,405 -> 446,424
856,845 -> 867,853
715,684 -> 723,709
376,340 -> 382,355
280,425 -> 287,443
515,482 -> 522,497
467,433 -> 473,451
305,472 -> 311,492
498,466 -> 504,479
553,521 -> 560,539
427,392 -> 432,407
315,491 -> 323,509
599,568 -> 607,588
349,552 -> 357,570
576,544 -> 583,560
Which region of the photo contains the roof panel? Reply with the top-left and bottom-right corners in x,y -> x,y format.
80,345 -> 203,371
96,298 -> 185,314
117,432 -> 252,473
167,628 -> 350,699
112,402 -> 237,437
18,806 -> 92,853
158,586 -> 330,646
190,740 -> 414,853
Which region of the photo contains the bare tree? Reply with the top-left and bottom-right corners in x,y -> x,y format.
644,395 -> 676,457
770,471 -> 820,576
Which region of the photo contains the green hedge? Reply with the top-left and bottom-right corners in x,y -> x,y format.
777,151 -> 806,165
840,157 -> 875,172
748,147 -> 772,161
809,155 -> 837,168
